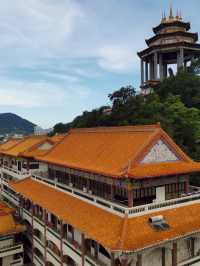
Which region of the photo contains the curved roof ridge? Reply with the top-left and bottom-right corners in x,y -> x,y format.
69,124 -> 161,133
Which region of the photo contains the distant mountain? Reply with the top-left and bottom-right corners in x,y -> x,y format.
0,113 -> 35,135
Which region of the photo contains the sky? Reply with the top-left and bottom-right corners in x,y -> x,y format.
0,0 -> 200,128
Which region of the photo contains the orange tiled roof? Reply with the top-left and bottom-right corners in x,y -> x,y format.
128,161 -> 200,179
0,201 -> 24,236
0,138 -> 23,152
2,135 -> 47,157
21,139 -> 55,158
51,134 -> 66,143
10,178 -> 200,251
37,125 -> 196,179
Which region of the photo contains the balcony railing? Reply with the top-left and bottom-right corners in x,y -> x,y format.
10,256 -> 23,266
1,190 -> 19,206
2,165 -> 30,178
0,243 -> 23,258
32,173 -> 200,218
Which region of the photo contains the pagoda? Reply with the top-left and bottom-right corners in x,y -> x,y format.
138,7 -> 200,93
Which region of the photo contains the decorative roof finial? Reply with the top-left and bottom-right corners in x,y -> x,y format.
169,3 -> 174,19
179,9 -> 182,20
176,9 -> 179,19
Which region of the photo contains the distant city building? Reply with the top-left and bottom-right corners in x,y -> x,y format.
34,126 -> 52,136
102,107 -> 112,116
138,7 -> 200,94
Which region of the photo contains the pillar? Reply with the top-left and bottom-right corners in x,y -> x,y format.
150,59 -> 154,80
81,233 -> 85,266
31,202 -> 34,263
60,220 -> 64,266
162,247 -> 166,266
145,61 -> 149,82
177,48 -> 184,70
141,59 -> 144,86
185,176 -> 190,194
159,54 -> 163,80
110,252 -> 115,266
191,238 -> 195,257
110,182 -> 115,201
154,52 -> 158,80
127,184 -> 133,207
136,254 -> 142,266
172,242 -> 177,266
180,48 -> 184,69
44,209 -> 47,265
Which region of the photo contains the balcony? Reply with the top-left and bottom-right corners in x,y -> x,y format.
10,256 -> 24,266
32,173 -> 200,218
1,165 -> 30,180
1,190 -> 19,206
0,243 -> 23,258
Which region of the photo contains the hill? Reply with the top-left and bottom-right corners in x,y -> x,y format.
0,113 -> 35,135
52,69 -> 200,161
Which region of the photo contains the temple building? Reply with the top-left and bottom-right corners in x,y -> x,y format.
0,202 -> 25,266
1,125 -> 200,265
138,7 -> 200,94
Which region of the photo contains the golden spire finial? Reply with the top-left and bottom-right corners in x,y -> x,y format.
176,8 -> 180,19
169,3 -> 174,19
179,9 -> 182,20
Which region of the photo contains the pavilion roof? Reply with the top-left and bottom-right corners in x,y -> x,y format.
10,177 -> 200,252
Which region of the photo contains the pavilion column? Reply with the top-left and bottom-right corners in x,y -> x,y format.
172,242 -> 177,266
177,48 -> 184,70
162,247 -> 166,266
185,176 -> 190,194
27,160 -> 30,172
159,53 -> 164,80
150,59 -> 154,80
136,254 -> 142,266
154,52 -> 158,80
145,61 -> 149,82
141,59 -> 145,86
127,184 -> 133,207
110,181 -> 115,201
180,48 -> 184,69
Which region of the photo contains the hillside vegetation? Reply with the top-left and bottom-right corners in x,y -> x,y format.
52,64 -> 200,162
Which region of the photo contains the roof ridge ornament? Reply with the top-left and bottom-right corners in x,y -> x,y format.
169,3 -> 174,19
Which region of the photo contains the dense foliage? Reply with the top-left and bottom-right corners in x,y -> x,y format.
52,69 -> 200,161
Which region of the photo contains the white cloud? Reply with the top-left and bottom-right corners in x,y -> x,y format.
97,45 -> 137,73
0,79 -> 91,108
